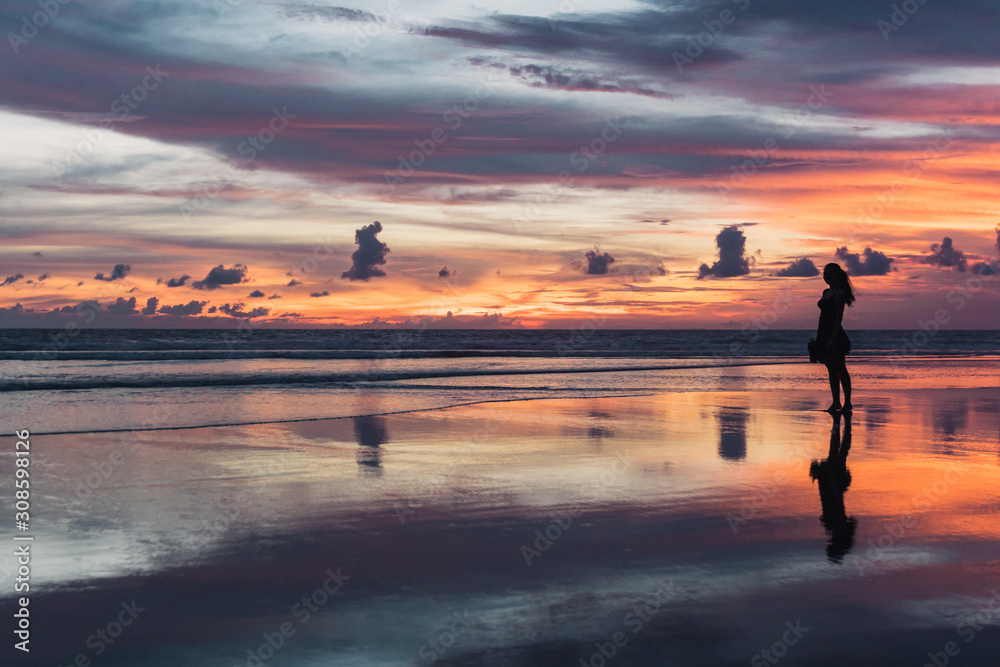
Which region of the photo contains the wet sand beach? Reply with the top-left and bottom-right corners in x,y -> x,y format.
4,385 -> 999,666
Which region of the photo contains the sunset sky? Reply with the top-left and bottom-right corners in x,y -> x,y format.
1,0 -> 999,328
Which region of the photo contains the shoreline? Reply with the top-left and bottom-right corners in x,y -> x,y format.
14,359 -> 1000,436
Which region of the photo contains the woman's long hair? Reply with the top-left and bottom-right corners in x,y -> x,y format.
824,263 -> 856,307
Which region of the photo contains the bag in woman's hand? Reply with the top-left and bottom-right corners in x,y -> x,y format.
807,339 -> 822,363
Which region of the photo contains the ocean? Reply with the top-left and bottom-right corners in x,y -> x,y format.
2,328 -> 999,434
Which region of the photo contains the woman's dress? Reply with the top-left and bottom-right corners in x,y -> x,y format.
817,293 -> 851,357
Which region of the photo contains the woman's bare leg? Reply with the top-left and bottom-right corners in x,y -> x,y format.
838,358 -> 852,410
825,361 -> 842,411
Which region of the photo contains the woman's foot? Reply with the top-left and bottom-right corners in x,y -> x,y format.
841,403 -> 853,413
826,403 -> 842,413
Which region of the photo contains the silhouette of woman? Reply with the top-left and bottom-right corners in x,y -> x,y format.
809,412 -> 856,563
817,263 -> 855,413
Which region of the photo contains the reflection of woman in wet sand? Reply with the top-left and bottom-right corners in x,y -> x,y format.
810,412 -> 856,563
817,263 -> 855,413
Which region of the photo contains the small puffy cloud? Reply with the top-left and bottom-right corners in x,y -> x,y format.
573,247 -> 616,275
37,273 -> 49,281
923,237 -> 967,271
95,263 -> 131,281
287,279 -> 303,286
192,264 -> 248,290
342,221 -> 390,281
835,246 -> 894,276
141,297 -> 159,315
59,300 -> 103,315
1,273 -> 24,287
106,297 -> 138,315
775,258 -> 819,277
585,249 -> 615,275
438,266 -> 452,278
248,290 -> 266,298
218,302 -> 269,318
971,261 -> 999,276
159,300 -> 207,316
698,225 -> 751,279
310,291 -> 330,297
164,274 -> 191,287
32,252 -> 42,257
268,294 -> 282,299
